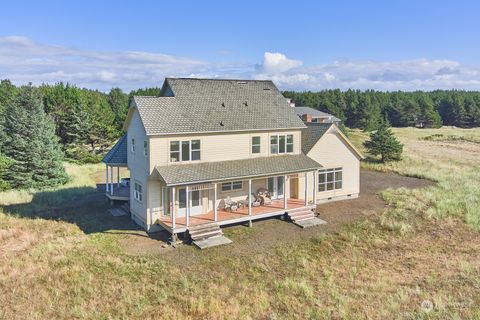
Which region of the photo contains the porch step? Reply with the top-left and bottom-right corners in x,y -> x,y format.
193,236 -> 233,249
188,223 -> 225,242
287,209 -> 315,222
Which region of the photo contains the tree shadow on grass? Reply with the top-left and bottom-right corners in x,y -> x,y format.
1,185 -> 145,236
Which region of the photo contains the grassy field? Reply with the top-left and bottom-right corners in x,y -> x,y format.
1,127 -> 480,319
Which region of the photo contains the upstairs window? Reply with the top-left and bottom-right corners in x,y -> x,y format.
131,138 -> 135,153
170,140 -> 201,162
251,136 -> 261,154
270,134 -> 294,154
318,168 -> 342,192
143,140 -> 148,157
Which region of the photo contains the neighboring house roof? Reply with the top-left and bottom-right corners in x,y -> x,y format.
301,123 -> 364,159
154,154 -> 322,186
102,134 -> 127,165
301,123 -> 334,153
130,78 -> 306,135
295,106 -> 341,122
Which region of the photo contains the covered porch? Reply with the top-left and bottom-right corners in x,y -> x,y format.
152,154 -> 322,234
102,134 -> 130,203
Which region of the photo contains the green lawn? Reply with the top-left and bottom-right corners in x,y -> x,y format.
1,127 -> 480,319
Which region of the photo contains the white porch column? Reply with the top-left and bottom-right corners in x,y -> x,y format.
117,167 -> 120,188
304,172 -> 308,206
313,170 -> 318,204
213,183 -> 218,222
105,165 -> 109,193
248,179 -> 252,216
171,187 -> 176,229
110,166 -> 114,195
283,175 -> 287,209
186,185 -> 190,227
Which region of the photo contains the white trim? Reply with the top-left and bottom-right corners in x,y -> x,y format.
134,181 -> 143,203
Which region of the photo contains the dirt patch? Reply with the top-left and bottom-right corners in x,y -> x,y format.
119,170 -> 434,257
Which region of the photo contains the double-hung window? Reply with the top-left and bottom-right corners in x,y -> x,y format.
143,140 -> 148,156
131,138 -> 135,153
270,134 -> 294,154
170,140 -> 201,162
318,168 -> 342,192
251,136 -> 261,154
134,182 -> 143,202
221,181 -> 243,192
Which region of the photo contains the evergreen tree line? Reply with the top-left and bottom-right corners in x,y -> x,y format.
0,79 -> 160,190
283,89 -> 480,131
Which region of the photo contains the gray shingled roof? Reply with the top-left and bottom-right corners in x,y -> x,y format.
132,78 -> 306,135
102,134 -> 127,165
154,154 -> 321,186
295,106 -> 341,122
301,123 -> 333,154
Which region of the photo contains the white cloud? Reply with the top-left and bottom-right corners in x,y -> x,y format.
0,36 -> 479,92
260,52 -> 303,74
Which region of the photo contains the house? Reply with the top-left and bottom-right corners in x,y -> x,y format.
102,78 -> 363,245
294,106 -> 341,124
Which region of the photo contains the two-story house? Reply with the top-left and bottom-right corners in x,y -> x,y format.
102,78 -> 363,245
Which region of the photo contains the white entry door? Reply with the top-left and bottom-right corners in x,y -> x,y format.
267,177 -> 285,199
178,188 -> 203,217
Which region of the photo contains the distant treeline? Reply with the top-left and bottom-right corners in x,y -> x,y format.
0,80 -> 161,164
283,89 -> 480,130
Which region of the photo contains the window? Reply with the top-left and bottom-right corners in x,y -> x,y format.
170,141 -> 180,162
134,182 -> 143,202
143,140 -> 148,156
251,136 -> 261,154
131,138 -> 135,153
318,168 -> 342,192
170,140 -> 201,162
270,134 -> 294,154
221,181 -> 243,192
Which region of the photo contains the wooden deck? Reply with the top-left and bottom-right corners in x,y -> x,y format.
105,185 -> 130,201
158,198 -> 313,233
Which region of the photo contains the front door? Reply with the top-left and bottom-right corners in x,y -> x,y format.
267,176 -> 285,199
178,188 -> 203,217
290,175 -> 299,199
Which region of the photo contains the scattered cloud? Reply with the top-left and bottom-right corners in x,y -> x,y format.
0,36 -> 479,92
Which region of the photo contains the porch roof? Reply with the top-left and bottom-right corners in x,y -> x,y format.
154,154 -> 321,186
102,134 -> 128,166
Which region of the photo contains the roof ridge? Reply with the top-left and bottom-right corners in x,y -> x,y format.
166,77 -> 273,82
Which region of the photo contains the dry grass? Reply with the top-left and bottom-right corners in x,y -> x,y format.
1,127 -> 480,319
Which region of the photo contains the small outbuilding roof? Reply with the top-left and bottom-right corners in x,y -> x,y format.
154,154 -> 322,186
102,134 -> 127,165
295,106 -> 341,122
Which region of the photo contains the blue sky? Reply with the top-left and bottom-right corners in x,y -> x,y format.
1,0 -> 479,91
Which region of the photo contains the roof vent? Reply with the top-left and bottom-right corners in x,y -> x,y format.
244,101 -> 248,107
221,102 -> 225,107
220,121 -> 224,127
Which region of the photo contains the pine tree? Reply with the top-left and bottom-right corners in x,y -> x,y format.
4,85 -> 67,189
363,119 -> 403,162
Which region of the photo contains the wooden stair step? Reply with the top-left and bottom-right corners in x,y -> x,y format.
190,229 -> 223,241
188,225 -> 221,236
188,222 -> 220,231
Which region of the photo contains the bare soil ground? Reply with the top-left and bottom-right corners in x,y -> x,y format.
119,170 -> 434,258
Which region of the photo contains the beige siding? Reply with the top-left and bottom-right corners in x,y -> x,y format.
148,130 -> 302,173
127,109 -> 150,227
301,127 -> 360,202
